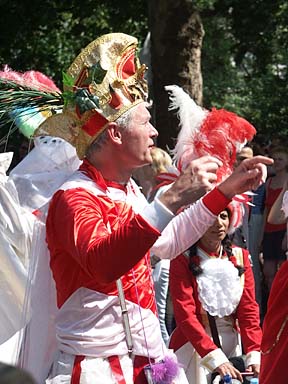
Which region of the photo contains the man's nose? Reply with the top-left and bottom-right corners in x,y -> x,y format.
149,123 -> 158,138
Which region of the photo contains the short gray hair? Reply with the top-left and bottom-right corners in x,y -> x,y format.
115,108 -> 133,130
85,108 -> 134,156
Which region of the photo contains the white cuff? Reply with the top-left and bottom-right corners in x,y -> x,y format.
200,348 -> 229,372
141,197 -> 174,232
245,351 -> 261,367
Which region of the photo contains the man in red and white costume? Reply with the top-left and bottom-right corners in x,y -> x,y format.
26,33 -> 272,384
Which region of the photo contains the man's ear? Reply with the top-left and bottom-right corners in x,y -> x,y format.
106,122 -> 122,144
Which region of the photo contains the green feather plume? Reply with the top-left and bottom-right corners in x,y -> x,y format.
0,78 -> 64,145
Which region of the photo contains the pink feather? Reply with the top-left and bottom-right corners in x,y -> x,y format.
166,85 -> 256,183
0,65 -> 60,93
150,356 -> 180,384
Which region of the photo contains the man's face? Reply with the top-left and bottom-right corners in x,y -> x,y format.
120,103 -> 158,168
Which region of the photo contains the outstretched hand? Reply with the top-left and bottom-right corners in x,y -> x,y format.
218,155 -> 274,199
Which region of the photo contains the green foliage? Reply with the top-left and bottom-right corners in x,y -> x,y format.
0,0 -> 287,145
202,0 -> 288,142
0,0 -> 148,86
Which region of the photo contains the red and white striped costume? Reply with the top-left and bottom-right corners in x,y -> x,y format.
44,158 -> 232,384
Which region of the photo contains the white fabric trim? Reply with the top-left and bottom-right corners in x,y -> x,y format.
200,348 -> 229,372
245,350 -> 261,367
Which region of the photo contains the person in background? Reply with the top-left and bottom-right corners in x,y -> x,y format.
135,147 -> 176,345
133,146 -> 173,202
262,146 -> 288,294
134,147 -> 174,345
236,147 -> 254,164
0,137 -> 81,366
259,179 -> 288,384
169,204 -> 262,384
248,143 -> 266,320
229,145 -> 254,250
259,260 -> 288,384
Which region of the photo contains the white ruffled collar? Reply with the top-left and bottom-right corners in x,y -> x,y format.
196,247 -> 243,317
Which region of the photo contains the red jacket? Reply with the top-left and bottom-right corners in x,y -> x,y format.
260,261 -> 288,384
169,247 -> 262,358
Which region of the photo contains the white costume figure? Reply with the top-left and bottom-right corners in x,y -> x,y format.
0,152 -> 33,364
0,137 -> 81,365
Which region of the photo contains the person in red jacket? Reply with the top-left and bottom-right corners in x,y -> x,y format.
259,260 -> 288,384
169,203 -> 262,384
260,188 -> 288,384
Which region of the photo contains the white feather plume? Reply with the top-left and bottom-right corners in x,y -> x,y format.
165,85 -> 208,168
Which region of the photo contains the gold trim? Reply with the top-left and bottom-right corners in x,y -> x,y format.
106,99 -> 143,122
67,33 -> 138,79
261,315 -> 288,355
233,247 -> 245,287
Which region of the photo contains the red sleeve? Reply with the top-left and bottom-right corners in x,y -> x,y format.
260,261 -> 288,384
202,187 -> 231,215
46,188 -> 160,284
236,249 -> 262,352
169,254 -> 218,357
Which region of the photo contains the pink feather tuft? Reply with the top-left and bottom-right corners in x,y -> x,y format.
165,85 -> 256,183
0,65 -> 23,82
0,65 -> 61,93
150,356 -> 180,384
193,108 -> 256,182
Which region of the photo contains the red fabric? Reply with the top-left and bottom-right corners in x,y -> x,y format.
109,88 -> 123,109
46,160 -> 160,308
79,158 -> 108,191
260,261 -> 288,384
133,356 -> 154,384
202,187 -> 231,216
108,356 -> 127,384
71,355 -> 85,384
117,47 -> 136,79
82,112 -> 108,137
74,67 -> 88,88
169,247 -> 262,358
193,108 -> 256,183
264,178 -> 286,232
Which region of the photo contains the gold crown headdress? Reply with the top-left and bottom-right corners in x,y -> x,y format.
35,33 -> 148,158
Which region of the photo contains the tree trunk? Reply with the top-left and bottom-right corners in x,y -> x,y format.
148,0 -> 204,150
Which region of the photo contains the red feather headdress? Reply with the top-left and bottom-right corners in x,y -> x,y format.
165,85 -> 256,183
